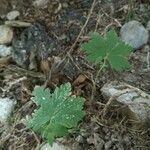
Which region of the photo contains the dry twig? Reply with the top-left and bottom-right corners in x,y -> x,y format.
68,0 -> 97,53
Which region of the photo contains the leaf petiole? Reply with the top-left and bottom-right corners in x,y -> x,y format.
91,56 -> 107,101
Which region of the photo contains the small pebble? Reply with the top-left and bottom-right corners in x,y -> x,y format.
105,141 -> 113,150
0,45 -> 12,57
0,25 -> 13,44
120,20 -> 149,49
33,0 -> 49,8
6,10 -> 20,20
0,98 -> 15,123
72,142 -> 83,150
75,135 -> 84,143
41,143 -> 70,150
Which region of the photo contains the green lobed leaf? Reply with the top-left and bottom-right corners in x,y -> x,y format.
27,83 -> 85,145
81,30 -> 133,71
81,32 -> 106,63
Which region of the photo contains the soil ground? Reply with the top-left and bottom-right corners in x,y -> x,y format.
0,0 -> 150,150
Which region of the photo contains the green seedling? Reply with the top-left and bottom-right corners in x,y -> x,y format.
27,83 -> 85,145
81,30 -> 132,100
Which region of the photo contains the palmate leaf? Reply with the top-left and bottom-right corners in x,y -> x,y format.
81,30 -> 132,71
27,83 -> 85,145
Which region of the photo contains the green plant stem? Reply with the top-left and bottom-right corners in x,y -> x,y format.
91,56 -> 107,101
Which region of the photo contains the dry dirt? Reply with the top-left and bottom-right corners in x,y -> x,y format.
0,0 -> 150,150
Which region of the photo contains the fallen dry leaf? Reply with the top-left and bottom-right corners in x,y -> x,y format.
73,74 -> 87,85
40,59 -> 50,74
0,57 -> 11,67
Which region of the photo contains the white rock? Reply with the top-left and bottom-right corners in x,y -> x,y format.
33,0 -> 49,8
0,45 -> 12,57
0,25 -> 13,44
101,81 -> 150,127
6,10 -> 20,20
41,143 -> 70,150
120,20 -> 149,49
0,98 -> 15,123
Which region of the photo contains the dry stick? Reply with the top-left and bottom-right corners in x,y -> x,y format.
47,0 -> 96,84
49,0 -> 97,88
94,13 -> 104,32
100,90 -> 130,118
146,51 -> 150,70
46,1 -> 96,89
1,76 -> 27,93
100,96 -> 115,118
68,0 -> 96,54
101,8 -> 122,28
51,0 -> 96,79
